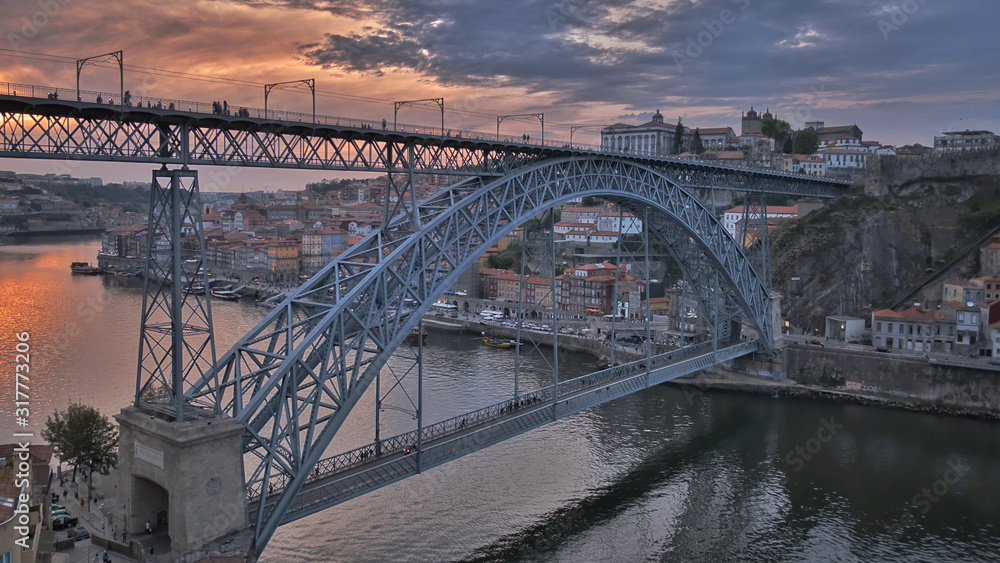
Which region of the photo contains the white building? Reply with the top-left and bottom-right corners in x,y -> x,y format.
934,130 -> 999,153
601,110 -> 685,156
694,127 -> 737,151
594,212 -> 643,235
722,205 -> 799,240
791,155 -> 826,176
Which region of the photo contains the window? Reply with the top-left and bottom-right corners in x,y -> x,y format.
888,323 -> 893,333
877,322 -> 882,332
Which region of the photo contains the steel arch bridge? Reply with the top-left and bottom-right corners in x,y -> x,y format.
0,87 -> 851,557
176,155 -> 774,552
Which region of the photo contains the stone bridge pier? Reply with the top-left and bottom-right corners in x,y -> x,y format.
115,406 -> 251,560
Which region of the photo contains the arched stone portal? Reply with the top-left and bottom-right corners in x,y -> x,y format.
116,407 -> 248,559
133,476 -> 168,534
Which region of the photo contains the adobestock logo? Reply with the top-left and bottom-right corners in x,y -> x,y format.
784,416 -> 844,472
672,0 -> 752,73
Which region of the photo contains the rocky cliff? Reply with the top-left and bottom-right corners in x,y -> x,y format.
771,149 -> 1000,334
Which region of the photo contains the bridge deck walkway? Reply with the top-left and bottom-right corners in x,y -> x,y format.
247,339 -> 758,525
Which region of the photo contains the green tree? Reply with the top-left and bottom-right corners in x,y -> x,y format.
581,196 -> 595,206
42,402 -> 118,482
673,118 -> 684,154
486,241 -> 523,272
793,128 -> 819,154
691,128 -> 704,154
762,116 -> 792,152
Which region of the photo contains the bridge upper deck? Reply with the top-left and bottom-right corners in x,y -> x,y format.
0,82 -> 850,196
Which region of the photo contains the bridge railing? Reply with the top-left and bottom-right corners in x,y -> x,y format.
0,81 -> 604,150
273,341 -> 758,522
251,340 -> 729,501
0,81 -> 853,185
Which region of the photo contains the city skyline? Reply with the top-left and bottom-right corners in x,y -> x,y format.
1,0 -> 998,189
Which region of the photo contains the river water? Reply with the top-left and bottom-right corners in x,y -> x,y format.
2,238 -> 999,562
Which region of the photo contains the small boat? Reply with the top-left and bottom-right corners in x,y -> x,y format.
482,336 -> 515,349
184,283 -> 206,295
210,288 -> 240,301
70,262 -> 104,275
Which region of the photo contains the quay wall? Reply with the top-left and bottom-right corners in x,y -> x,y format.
426,318 -> 1000,418
778,345 -> 1000,413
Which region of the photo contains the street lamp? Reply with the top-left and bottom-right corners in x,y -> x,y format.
394,98 -> 444,135
569,124 -> 604,149
497,113 -> 544,145
264,79 -> 315,123
76,50 -> 122,104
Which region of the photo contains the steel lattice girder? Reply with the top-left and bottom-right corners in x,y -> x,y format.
136,169 -> 218,420
0,99 -> 850,195
181,156 -> 771,550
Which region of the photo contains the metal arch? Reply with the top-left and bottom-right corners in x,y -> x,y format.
185,155 -> 769,550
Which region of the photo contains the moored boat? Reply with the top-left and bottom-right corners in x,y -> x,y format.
210,288 -> 240,301
482,335 -> 515,349
70,262 -> 104,275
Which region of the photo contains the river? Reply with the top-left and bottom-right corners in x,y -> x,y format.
1,238 -> 999,562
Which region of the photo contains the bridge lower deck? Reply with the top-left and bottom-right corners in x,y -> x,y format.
249,340 -> 758,525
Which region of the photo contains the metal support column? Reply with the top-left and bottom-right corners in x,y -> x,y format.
135,167 -> 217,421
514,223 -> 529,399
549,211 -> 558,419
643,208 -> 652,387
550,211 -> 559,415
416,318 -> 423,472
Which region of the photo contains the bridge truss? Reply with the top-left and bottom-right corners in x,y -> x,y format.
177,156 -> 778,552
0,93 -> 849,195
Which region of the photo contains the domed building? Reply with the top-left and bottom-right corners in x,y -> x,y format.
600,110 -> 687,156
741,106 -> 763,136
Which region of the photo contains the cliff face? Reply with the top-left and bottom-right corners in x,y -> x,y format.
770,149 -> 1000,334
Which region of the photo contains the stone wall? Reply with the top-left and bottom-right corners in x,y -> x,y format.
866,148 -> 1000,197
780,345 -> 1000,414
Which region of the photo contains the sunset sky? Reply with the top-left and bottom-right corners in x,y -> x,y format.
1,0 -> 997,190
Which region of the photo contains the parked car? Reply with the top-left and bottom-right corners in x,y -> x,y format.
874,346 -> 892,353
809,339 -> 824,346
71,527 -> 90,540
52,508 -> 71,517
52,514 -> 79,530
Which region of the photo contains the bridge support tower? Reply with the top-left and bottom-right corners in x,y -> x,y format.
113,167 -> 251,560
115,408 -> 249,559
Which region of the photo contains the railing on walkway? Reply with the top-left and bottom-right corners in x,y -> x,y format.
249,339 -> 758,522
0,81 -> 603,151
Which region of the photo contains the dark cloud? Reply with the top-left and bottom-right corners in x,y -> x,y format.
2,0 -> 996,148
283,0 -> 999,130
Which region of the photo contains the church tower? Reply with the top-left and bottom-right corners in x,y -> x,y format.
742,106 -> 763,136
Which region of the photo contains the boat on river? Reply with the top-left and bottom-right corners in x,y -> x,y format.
70,262 -> 104,275
210,288 -> 240,301
482,336 -> 515,349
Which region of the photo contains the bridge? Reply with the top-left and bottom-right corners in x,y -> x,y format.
1,83 -> 849,560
